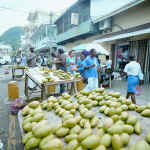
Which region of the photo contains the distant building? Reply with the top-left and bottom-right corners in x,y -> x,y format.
31,23 -> 57,51
23,10 -> 63,53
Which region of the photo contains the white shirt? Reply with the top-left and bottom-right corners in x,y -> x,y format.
52,58 -> 56,69
124,61 -> 141,76
105,60 -> 112,69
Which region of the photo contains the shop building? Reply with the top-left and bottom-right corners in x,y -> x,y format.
93,0 -> 150,83
55,0 -> 150,82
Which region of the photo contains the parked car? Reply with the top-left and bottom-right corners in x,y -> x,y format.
0,56 -> 11,65
0,57 -> 6,65
4,55 -> 11,64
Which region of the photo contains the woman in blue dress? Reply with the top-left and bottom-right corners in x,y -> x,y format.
83,49 -> 100,91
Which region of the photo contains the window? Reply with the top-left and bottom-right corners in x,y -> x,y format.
56,1 -> 90,34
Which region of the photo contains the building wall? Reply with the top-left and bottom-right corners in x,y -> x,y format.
63,34 -> 111,52
56,0 -> 90,35
63,0 -> 150,52
113,0 -> 150,32
90,0 -> 138,22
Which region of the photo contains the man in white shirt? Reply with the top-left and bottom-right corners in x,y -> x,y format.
124,56 -> 143,104
105,56 -> 112,69
124,61 -> 141,76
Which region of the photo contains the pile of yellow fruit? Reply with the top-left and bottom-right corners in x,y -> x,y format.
39,67 -> 82,83
21,89 -> 150,150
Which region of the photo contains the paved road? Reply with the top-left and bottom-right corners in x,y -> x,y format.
0,65 -> 149,149
0,65 -> 23,150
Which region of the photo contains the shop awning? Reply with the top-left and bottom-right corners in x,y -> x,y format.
72,43 -> 109,55
35,41 -> 58,52
35,43 -> 66,52
93,28 -> 150,43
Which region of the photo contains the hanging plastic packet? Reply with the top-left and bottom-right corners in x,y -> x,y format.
0,139 -> 3,150
136,85 -> 142,96
95,59 -> 97,67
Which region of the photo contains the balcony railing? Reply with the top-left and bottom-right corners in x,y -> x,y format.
56,20 -> 95,43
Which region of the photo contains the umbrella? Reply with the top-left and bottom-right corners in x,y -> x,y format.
72,43 -> 109,55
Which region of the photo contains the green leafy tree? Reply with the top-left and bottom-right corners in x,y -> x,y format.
0,26 -> 24,49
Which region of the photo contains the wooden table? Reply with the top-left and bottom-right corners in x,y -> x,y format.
24,69 -> 81,101
9,66 -> 26,80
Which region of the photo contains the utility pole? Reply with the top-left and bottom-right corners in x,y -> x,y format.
49,12 -> 53,24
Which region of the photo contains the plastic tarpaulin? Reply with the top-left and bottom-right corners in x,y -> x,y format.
72,43 -> 109,55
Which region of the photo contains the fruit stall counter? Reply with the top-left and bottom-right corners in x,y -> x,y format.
8,65 -> 27,80
24,67 -> 82,101
18,90 -> 150,150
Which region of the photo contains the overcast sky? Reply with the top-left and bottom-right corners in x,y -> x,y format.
0,0 -> 77,35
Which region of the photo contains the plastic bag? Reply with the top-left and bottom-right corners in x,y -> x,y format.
136,85 -> 142,96
10,98 -> 25,115
4,69 -> 9,74
85,78 -> 98,91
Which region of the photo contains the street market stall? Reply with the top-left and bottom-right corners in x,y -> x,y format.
24,67 -> 82,100
35,41 -> 66,68
8,65 -> 27,80
18,88 -> 150,150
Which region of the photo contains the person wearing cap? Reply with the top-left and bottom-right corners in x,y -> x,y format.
124,56 -> 143,104
83,49 -> 100,90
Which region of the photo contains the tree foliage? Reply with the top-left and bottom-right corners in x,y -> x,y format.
0,26 -> 24,50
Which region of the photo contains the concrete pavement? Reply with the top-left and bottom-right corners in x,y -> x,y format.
106,80 -> 150,105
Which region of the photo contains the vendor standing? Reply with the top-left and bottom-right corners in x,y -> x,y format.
21,54 -> 27,66
77,53 -> 85,76
66,50 -> 76,74
27,47 -> 38,90
55,49 -> 66,93
105,55 -> 112,69
123,56 -> 143,104
77,50 -> 89,83
83,49 -> 100,91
